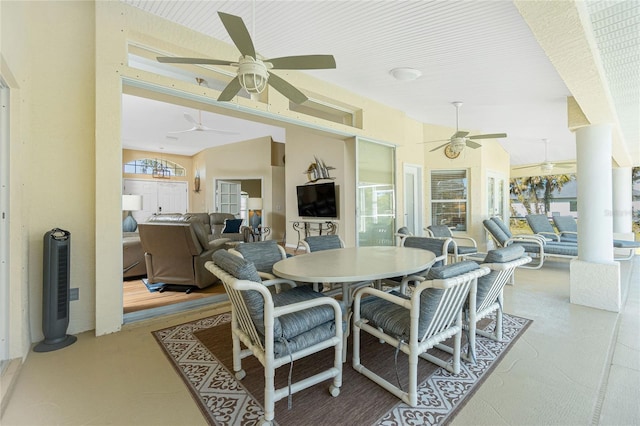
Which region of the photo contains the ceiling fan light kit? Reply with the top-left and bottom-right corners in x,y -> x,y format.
238,57 -> 269,94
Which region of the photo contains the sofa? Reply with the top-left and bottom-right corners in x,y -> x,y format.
122,212 -> 246,280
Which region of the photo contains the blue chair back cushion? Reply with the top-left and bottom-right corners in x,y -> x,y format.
403,236 -> 447,267
427,225 -> 452,238
526,214 -> 554,234
305,235 -> 342,252
483,219 -> 509,246
222,218 -> 243,233
235,240 -> 283,273
475,245 -> 525,304
491,217 -> 513,238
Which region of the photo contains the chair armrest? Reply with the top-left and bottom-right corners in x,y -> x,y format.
536,232 -> 560,242
453,235 -> 478,247
482,257 -> 533,271
261,278 -> 298,289
509,234 -> 547,244
559,231 -> 578,237
353,286 -> 412,310
273,295 -> 343,319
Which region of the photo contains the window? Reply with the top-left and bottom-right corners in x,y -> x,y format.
431,170 -> 468,231
123,158 -> 186,177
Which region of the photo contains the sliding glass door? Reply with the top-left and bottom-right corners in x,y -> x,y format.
356,139 -> 396,246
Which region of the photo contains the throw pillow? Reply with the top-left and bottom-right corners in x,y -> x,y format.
222,218 -> 243,234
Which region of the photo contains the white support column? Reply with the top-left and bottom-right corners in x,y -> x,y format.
612,167 -> 632,235
570,124 -> 620,312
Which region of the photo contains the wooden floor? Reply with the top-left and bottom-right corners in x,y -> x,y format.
123,278 -> 226,314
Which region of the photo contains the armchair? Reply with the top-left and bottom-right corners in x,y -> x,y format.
382,236 -> 452,289
138,221 -> 226,292
353,261 -> 490,407
438,245 -> 531,362
426,224 -> 479,262
205,250 -> 343,425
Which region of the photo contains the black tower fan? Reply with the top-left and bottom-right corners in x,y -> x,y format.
34,228 -> 77,352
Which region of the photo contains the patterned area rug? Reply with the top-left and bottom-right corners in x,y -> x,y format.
153,312 -> 531,425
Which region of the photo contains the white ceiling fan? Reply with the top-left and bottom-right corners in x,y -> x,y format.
167,111 -> 239,135
423,101 -> 507,155
512,139 -> 574,173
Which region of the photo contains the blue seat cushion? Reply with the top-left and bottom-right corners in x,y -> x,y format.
222,218 -> 243,233
450,245 -> 478,255
362,261 -> 479,338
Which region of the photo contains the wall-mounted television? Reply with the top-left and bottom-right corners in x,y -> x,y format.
296,182 -> 338,218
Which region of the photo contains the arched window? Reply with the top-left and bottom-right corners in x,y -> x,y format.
123,158 -> 186,177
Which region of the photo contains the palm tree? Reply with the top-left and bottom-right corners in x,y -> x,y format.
510,174 -> 575,215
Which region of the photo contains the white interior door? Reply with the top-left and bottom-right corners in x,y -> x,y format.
157,181 -> 187,214
216,180 -> 241,216
123,179 -> 187,222
403,164 -> 423,236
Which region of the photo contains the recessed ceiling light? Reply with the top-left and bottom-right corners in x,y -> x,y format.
389,67 -> 422,81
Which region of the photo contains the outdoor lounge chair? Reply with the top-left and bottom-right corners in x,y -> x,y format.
352,261 -> 490,407
426,224 -> 479,262
526,214 -> 576,243
553,215 -> 640,260
483,216 -> 578,269
205,250 -> 343,425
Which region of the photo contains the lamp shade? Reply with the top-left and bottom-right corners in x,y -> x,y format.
122,194 -> 143,211
247,198 -> 263,211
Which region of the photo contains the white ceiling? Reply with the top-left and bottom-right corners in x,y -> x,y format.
120,0 -> 639,168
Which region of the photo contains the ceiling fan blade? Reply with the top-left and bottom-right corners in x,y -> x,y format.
468,133 -> 507,140
167,127 -> 199,135
466,140 -> 482,149
218,12 -> 256,58
267,72 -> 308,104
267,55 -> 337,70
429,142 -> 451,152
512,164 -> 537,170
157,57 -> 235,66
217,76 -> 243,102
453,131 -> 469,138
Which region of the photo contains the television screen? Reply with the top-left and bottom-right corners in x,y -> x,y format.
296,182 -> 338,218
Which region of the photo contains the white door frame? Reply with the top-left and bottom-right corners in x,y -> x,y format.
0,79 -> 10,363
486,170 -> 508,222
403,163 -> 423,236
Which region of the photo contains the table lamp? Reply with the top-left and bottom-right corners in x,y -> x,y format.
122,194 -> 143,232
247,197 -> 263,230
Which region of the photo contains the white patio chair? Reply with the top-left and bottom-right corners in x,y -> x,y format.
206,250 -> 343,425
426,224 -> 479,263
352,261 -> 490,407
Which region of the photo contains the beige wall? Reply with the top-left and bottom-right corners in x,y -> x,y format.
4,0 -> 508,362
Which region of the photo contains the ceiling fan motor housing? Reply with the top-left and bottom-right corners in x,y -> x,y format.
238,56 -> 269,94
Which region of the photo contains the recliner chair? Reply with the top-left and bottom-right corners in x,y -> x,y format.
138,221 -> 226,292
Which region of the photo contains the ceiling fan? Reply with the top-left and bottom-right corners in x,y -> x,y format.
167,111 -> 238,135
424,102 -> 507,155
512,139 -> 574,173
156,11 -> 336,104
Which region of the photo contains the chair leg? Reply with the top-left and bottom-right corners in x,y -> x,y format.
407,345 -> 419,407
263,367 -> 276,423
